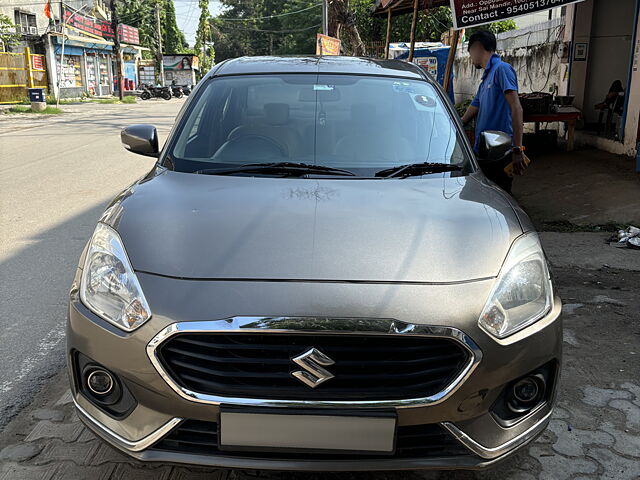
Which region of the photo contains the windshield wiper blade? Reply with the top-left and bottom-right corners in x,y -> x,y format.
376,162 -> 463,179
196,162 -> 356,177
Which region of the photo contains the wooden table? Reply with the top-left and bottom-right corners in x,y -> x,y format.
524,108 -> 582,152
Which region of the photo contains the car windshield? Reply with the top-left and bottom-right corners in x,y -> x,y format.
167,74 -> 471,177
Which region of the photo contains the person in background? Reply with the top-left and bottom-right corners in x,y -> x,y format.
595,80 -> 624,113
461,30 -> 527,194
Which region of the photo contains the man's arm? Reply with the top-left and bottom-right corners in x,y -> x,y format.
461,105 -> 479,126
505,90 -> 526,175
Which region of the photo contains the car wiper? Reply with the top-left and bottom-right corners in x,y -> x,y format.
376,162 -> 463,178
196,162 -> 356,177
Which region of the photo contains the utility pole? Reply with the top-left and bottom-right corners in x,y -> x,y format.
57,4 -> 89,107
110,0 -> 123,99
322,0 -> 328,36
156,2 -> 164,86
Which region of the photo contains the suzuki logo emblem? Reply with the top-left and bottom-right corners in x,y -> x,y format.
291,348 -> 335,388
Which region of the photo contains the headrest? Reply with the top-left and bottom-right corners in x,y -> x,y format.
264,103 -> 290,126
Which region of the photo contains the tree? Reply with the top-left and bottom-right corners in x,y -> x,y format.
116,0 -> 187,58
328,0 -> 366,55
212,0 -> 323,61
116,0 -> 157,57
164,0 -> 187,53
467,19 -> 517,36
0,13 -> 20,52
194,0 -> 214,73
350,2 -> 452,47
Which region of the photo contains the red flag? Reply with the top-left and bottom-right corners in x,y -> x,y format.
44,0 -> 52,19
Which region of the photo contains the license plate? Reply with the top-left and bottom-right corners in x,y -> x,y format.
219,408 -> 397,454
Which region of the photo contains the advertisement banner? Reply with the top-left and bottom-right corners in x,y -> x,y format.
449,0 -> 585,30
62,5 -> 139,44
163,55 -> 199,71
119,24 -> 139,45
316,34 -> 341,56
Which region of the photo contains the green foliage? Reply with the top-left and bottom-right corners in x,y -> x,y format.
212,0 -> 322,62
194,0 -> 214,74
8,105 -> 64,114
116,0 -> 186,53
487,20 -> 517,34
467,19 -> 517,37
116,0 -> 158,52
455,98 -> 471,117
211,1 -> 456,60
351,2 -> 453,47
208,1 -> 518,61
164,0 -> 187,53
0,13 -> 20,50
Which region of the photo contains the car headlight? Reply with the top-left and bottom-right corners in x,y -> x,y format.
80,223 -> 151,331
479,233 -> 553,339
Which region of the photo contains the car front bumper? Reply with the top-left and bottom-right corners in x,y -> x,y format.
67,272 -> 562,471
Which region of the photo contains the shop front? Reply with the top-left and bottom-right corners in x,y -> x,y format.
565,0 -> 640,158
49,36 -> 115,98
45,4 -> 143,99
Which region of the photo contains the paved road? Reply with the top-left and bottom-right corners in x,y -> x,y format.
0,99 -> 185,426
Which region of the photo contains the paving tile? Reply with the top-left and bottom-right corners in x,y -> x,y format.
77,427 -> 97,443
52,462 -> 115,480
55,390 -> 73,406
33,440 -> 100,466
0,443 -> 42,462
24,421 -> 83,443
31,408 -> 65,422
89,443 -> 134,466
170,467 -> 230,480
0,462 -> 57,480
111,463 -> 173,480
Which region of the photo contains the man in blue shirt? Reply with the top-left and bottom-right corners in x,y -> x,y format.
461,31 -> 527,194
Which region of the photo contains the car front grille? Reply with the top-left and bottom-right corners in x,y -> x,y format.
156,333 -> 470,400
151,419 -> 472,459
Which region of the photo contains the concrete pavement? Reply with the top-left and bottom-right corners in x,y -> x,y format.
0,99 -> 185,426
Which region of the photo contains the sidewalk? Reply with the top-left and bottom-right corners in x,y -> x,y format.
515,148 -> 640,227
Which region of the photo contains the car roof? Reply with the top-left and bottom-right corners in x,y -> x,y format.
211,56 -> 427,81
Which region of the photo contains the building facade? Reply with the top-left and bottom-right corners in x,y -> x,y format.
0,0 -> 147,101
565,0 -> 640,157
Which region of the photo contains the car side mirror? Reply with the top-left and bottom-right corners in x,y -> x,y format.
121,124 -> 159,157
477,131 -> 512,162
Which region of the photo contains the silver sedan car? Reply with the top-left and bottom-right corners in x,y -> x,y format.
67,56 -> 562,471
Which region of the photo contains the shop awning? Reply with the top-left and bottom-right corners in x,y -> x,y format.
50,33 -> 147,55
372,0 -> 450,17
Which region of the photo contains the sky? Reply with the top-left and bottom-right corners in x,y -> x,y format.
174,0 -> 223,47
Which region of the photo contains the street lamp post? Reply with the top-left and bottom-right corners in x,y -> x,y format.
56,4 -> 89,108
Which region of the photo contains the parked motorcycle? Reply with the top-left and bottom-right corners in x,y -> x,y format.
171,85 -> 184,98
181,84 -> 192,96
140,84 -> 172,101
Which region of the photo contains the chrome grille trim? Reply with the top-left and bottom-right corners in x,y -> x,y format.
146,317 -> 482,409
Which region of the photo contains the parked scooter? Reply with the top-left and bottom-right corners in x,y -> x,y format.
181,84 -> 192,96
140,84 -> 172,101
171,84 -> 184,99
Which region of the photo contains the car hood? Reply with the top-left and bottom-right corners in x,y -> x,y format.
102,169 -> 523,283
